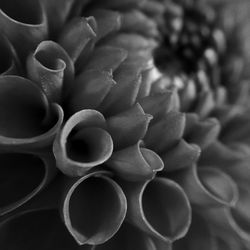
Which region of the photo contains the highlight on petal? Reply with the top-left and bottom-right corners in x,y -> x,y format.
58,17 -> 96,62
27,40 -> 74,100
53,110 -> 113,177
0,34 -> 19,75
107,103 -> 152,150
0,209 -> 90,250
170,165 -> 239,207
0,76 -> 64,150
122,177 -> 191,242
161,140 -> 201,172
0,0 -> 47,60
145,111 -> 185,153
107,141 -> 163,181
173,212 -> 216,250
62,172 -> 127,245
92,223 -> 156,250
0,152 -> 56,216
67,69 -> 115,114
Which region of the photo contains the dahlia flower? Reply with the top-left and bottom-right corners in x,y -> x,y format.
0,0 -> 250,250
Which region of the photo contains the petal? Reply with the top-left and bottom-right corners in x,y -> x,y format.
107,142 -> 163,181
53,110 -> 113,177
0,76 -> 64,151
0,152 -> 56,216
170,165 -> 239,207
145,111 -> 185,153
122,177 -> 191,242
161,140 -> 201,171
107,103 -> 152,150
67,70 -> 115,114
58,17 -> 96,62
62,172 -> 127,245
89,0 -> 146,9
84,46 -> 127,72
92,223 -> 156,250
27,41 -> 74,100
0,34 -> 19,75
0,0 -> 47,61
0,209 -> 90,250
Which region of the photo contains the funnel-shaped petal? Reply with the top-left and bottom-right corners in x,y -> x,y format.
0,76 -> 64,151
161,140 -> 201,171
122,177 -> 191,242
0,0 -> 47,61
171,165 -> 239,207
27,40 -> 74,101
107,142 -> 163,181
0,209 -> 91,250
145,111 -> 185,153
0,152 -> 56,215
68,70 -> 115,114
62,172 -> 127,245
92,223 -> 156,250
107,104 -> 152,150
53,110 -> 113,176
173,212 -> 216,250
0,34 -> 19,75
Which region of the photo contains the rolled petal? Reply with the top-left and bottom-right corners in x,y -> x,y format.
0,76 -> 64,151
100,63 -> 142,116
107,142 -> 163,181
170,165 -> 239,207
68,70 -> 115,114
161,140 -> 201,171
58,17 -> 96,62
107,103 -> 152,150
92,223 -> 156,250
0,0 -> 47,61
88,9 -> 121,41
85,46 -> 127,72
0,152 -> 56,216
0,209 -> 90,250
53,110 -> 113,176
62,172 -> 127,245
27,41 -> 74,100
173,212 -> 217,250
122,177 -> 191,242
0,34 -> 19,75
145,111 -> 185,153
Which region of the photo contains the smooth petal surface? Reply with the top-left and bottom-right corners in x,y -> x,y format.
122,177 -> 191,242
0,152 -> 56,216
53,110 -> 113,176
107,141 -> 163,181
92,223 -> 156,250
62,172 -> 127,245
0,0 -> 47,61
0,76 -> 64,151
170,165 -> 239,207
0,209 -> 90,250
107,104 -> 152,150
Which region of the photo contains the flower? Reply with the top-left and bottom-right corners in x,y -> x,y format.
0,0 -> 250,249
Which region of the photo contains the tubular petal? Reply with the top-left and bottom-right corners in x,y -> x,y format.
107,141 -> 163,181
92,223 -> 156,250
0,153 -> 56,216
145,111 -> 186,153
0,76 -> 64,151
62,172 -> 127,245
107,103 -> 152,150
170,165 -> 239,207
53,110 -> 113,177
0,209 -> 90,250
0,0 -> 47,61
122,177 -> 191,242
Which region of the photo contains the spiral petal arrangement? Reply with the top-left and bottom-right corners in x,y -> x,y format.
0,0 -> 250,249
